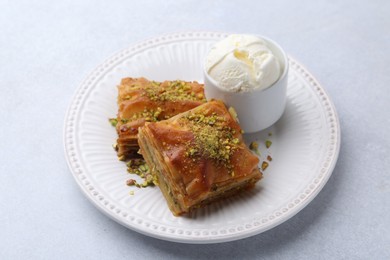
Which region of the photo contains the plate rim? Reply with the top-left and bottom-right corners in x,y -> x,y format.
63,31 -> 341,244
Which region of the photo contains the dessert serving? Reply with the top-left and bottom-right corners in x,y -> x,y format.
111,35 -> 280,215
110,34 -> 284,216
65,31 -> 340,241
113,77 -> 206,160
138,100 -> 262,215
108,34 -> 287,216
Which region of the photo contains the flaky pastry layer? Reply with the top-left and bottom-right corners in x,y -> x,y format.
138,100 -> 262,216
115,77 -> 205,159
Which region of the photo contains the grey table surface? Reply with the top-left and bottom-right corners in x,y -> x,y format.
1,0 -> 389,259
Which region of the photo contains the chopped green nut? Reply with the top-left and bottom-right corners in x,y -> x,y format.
126,159 -> 155,189
126,179 -> 136,186
109,118 -> 118,127
261,161 -> 269,171
249,141 -> 258,150
249,141 -> 261,156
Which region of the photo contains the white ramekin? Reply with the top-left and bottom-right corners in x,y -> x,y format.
203,35 -> 289,133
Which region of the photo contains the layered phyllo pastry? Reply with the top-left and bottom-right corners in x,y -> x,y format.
114,77 -> 205,159
138,100 -> 262,215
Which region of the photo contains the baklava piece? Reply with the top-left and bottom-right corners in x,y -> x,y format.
115,77 -> 205,159
138,100 -> 262,216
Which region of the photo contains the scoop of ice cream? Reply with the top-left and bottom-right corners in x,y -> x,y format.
205,34 -> 281,92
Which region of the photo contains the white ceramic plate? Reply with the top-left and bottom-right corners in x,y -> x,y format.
64,32 -> 340,244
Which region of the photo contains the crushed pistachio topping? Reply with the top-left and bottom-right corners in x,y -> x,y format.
249,141 -> 261,156
267,155 -> 273,161
143,80 -> 206,102
120,107 -> 163,125
265,140 -> 272,148
126,159 -> 157,188
109,118 -> 118,127
268,132 -> 273,137
120,118 -> 129,124
182,111 -> 239,169
122,94 -> 131,101
113,81 -> 206,130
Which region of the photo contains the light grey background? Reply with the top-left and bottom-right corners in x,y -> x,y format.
1,0 -> 389,259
